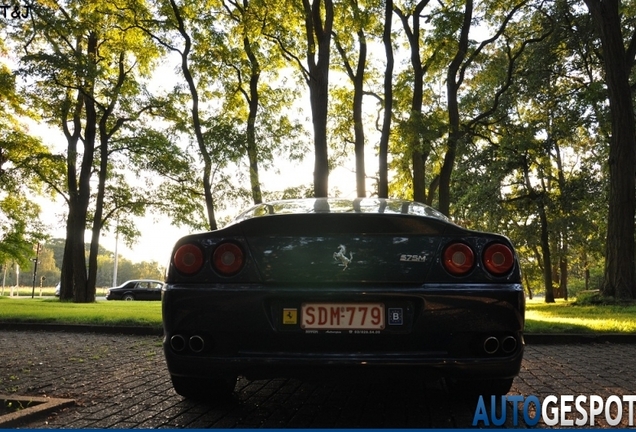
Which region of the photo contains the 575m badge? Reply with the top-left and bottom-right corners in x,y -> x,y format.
400,254 -> 427,262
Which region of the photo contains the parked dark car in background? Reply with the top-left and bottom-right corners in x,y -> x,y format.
162,198 -> 525,400
106,280 -> 164,301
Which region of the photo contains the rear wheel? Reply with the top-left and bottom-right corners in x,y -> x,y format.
171,375 -> 237,400
122,294 -> 135,301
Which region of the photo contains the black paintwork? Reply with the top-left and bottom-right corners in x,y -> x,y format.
162,198 -> 525,397
106,279 -> 164,301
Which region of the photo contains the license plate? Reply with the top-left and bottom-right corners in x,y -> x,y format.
301,303 -> 385,330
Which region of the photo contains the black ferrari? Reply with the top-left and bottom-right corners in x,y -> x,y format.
162,198 -> 524,399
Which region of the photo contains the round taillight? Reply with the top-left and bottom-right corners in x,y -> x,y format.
212,242 -> 244,276
173,244 -> 204,275
443,243 -> 474,276
483,243 -> 514,275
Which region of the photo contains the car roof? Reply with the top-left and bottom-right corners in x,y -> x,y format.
120,280 -> 164,285
232,198 -> 450,224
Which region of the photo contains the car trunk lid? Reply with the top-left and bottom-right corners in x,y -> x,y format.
239,213 -> 455,284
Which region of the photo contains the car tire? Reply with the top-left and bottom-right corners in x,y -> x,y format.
170,375 -> 237,400
448,377 -> 513,398
122,294 -> 135,301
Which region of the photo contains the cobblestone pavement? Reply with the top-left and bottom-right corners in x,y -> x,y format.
1,330 -> 635,429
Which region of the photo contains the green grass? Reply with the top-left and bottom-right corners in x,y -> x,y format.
0,296 -> 161,327
1,295 -> 635,334
525,298 -> 636,333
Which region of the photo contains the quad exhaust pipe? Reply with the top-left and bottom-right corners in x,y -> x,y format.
483,336 -> 500,354
189,335 -> 205,353
170,334 -> 206,353
482,335 -> 518,355
501,335 -> 517,353
170,334 -> 186,352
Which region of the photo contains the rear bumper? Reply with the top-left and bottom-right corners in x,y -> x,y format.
162,283 -> 524,382
164,344 -> 524,382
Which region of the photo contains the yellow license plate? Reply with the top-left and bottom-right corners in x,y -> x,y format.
301,303 -> 385,330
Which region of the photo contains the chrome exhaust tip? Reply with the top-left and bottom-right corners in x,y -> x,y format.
170,334 -> 186,352
501,336 -> 517,353
483,336 -> 500,354
189,335 -> 205,353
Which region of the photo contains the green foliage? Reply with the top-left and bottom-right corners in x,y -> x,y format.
1,239 -> 163,288
0,56 -> 62,269
0,0 -> 633,300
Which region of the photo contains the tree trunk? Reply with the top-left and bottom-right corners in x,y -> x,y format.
59,89 -> 83,301
61,36 -> 96,303
334,16 -> 367,198
553,137 -> 568,301
539,198 -> 555,303
88,52 -> 127,302
551,264 -> 561,298
523,156 -> 554,303
585,0 -> 636,299
76,32 -> 100,303
439,0 -> 472,216
523,272 -> 533,299
170,0 -> 218,230
303,0 -> 333,198
395,1 -> 429,203
244,35 -> 263,204
559,254 -> 568,301
378,0 -> 393,199
352,28 -> 367,198
583,251 -> 590,291
87,120 -> 108,303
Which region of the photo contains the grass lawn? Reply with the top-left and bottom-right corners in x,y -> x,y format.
525,297 -> 636,333
0,295 -> 635,334
0,296 -> 161,327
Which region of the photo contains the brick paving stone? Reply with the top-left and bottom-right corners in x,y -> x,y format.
2,330 -> 636,428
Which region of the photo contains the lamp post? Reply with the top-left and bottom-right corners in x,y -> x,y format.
31,243 -> 41,298
112,224 -> 119,287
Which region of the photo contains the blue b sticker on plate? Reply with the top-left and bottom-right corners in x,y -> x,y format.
388,308 -> 403,325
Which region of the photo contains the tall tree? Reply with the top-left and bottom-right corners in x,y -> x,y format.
303,0 -> 333,197
395,0 -> 433,203
16,0 -> 163,301
437,0 -> 539,216
377,0 -> 394,198
164,0 -> 220,229
450,0 -> 610,301
224,0 -> 265,204
218,0 -> 306,205
584,0 -> 636,300
332,0 -> 375,197
262,0 -> 333,197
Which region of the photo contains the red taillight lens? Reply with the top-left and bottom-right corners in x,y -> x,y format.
173,244 -> 204,275
212,242 -> 244,276
443,243 -> 474,276
483,243 -> 515,275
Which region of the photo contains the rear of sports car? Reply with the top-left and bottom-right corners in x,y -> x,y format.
162,199 -> 525,399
